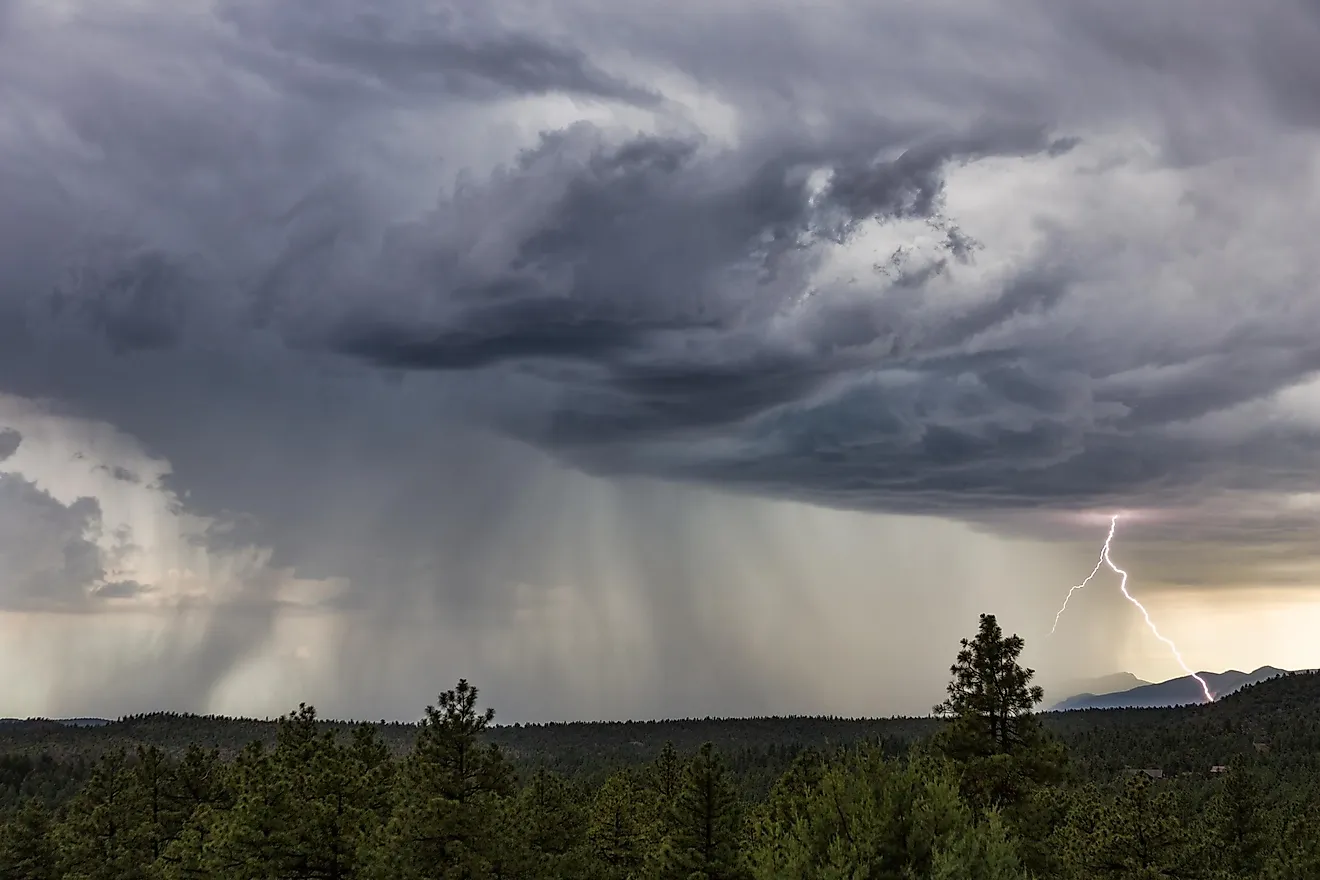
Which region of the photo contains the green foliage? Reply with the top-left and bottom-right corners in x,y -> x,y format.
202,705 -> 391,879
934,614 -> 1044,751
653,742 -> 749,880
1264,804 -> 1320,879
649,741 -> 684,809
0,797 -> 57,880
1205,759 -> 1271,879
588,771 -> 655,878
747,748 -> 1025,880
4,627 -> 1320,880
932,613 -> 1068,814
1061,773 -> 1202,879
516,768 -> 593,877
368,679 -> 515,880
54,749 -> 155,880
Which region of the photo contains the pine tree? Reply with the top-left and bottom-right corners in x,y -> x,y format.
195,705 -> 393,880
929,811 -> 1029,880
745,748 -> 1026,880
932,613 -> 1066,810
54,749 -> 154,880
0,797 -> 58,880
1205,760 -> 1270,878
133,745 -> 185,863
654,742 -> 749,880
588,772 -> 654,878
934,613 -> 1044,755
151,743 -> 232,877
193,741 -> 295,879
649,742 -> 683,815
367,679 -> 514,880
286,711 -> 394,880
1070,773 -> 1201,879
1265,805 -> 1320,880
511,769 -> 592,878
168,744 -> 228,820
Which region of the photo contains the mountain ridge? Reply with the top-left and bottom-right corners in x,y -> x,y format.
1049,665 -> 1290,711
1045,672 -> 1150,703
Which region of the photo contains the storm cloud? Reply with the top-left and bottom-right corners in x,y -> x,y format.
2,0 -> 1320,719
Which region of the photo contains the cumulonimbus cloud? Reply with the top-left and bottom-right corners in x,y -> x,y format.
0,2 -> 1317,577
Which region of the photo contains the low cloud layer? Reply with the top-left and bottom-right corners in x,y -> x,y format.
1,0 -> 1319,719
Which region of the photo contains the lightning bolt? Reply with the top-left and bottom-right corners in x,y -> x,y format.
1053,514 -> 1215,703
1050,550 -> 1108,635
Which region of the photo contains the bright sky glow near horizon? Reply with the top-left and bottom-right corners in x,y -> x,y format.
3,0 -> 1320,722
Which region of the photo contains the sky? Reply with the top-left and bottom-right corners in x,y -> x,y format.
2,0 -> 1320,722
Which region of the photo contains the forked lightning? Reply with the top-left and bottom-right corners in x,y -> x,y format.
1052,514 -> 1214,703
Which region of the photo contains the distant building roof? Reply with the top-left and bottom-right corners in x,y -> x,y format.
1123,768 -> 1164,779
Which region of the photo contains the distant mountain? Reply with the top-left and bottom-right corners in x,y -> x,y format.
1050,666 -> 1290,711
1046,672 -> 1150,704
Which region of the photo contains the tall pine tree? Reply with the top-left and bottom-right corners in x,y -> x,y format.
588,772 -> 654,878
932,613 -> 1066,811
654,742 -> 749,880
367,679 -> 514,880
54,749 -> 153,880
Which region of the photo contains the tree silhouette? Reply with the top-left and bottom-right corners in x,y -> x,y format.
932,613 -> 1067,814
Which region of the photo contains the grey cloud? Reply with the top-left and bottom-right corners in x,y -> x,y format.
0,0 -> 1319,718
0,475 -> 104,610
1251,5 -> 1320,126
216,0 -> 658,106
329,124 -> 1066,446
49,249 -> 192,353
0,431 -> 278,714
817,128 -> 1075,235
0,429 -> 18,461
2,0 -> 1317,522
102,465 -> 141,484
1099,329 -> 1320,429
1046,0 -> 1320,128
300,26 -> 658,105
335,298 -> 668,371
0,474 -> 168,613
91,579 -> 151,599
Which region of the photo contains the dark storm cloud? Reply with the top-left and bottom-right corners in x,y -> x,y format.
50,249 -> 191,353
1,0 -> 1318,521
0,429 -> 18,462
1,0 -> 1317,522
1046,0 -> 1320,128
215,0 -> 659,106
331,123 -> 1068,443
1,0 -> 1319,717
335,298 -> 668,371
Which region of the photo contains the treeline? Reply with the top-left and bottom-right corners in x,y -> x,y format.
2,614 -> 1319,878
8,680 -> 1318,787
0,714 -> 937,801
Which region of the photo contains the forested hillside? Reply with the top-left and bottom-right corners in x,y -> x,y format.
3,615 -> 1318,878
